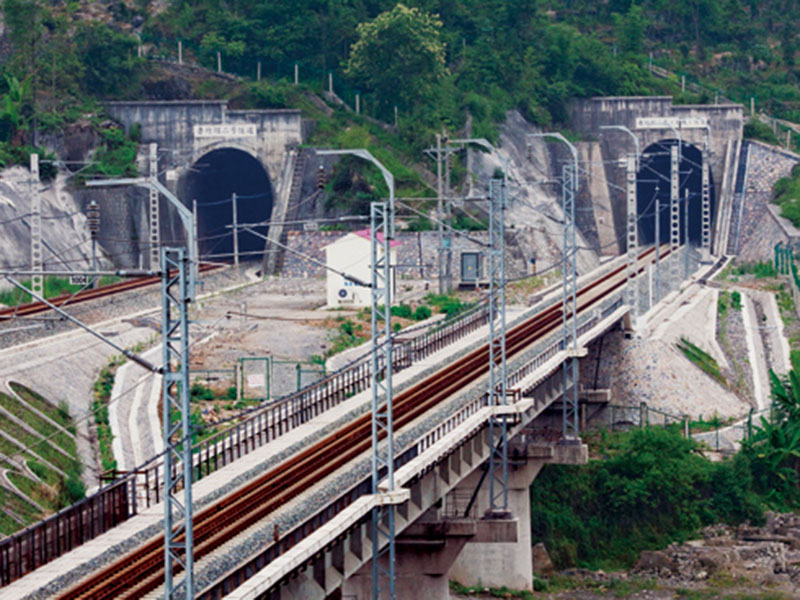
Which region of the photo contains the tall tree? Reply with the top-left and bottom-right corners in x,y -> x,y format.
346,3 -> 447,112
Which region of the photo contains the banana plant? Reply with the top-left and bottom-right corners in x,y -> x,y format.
0,74 -> 31,144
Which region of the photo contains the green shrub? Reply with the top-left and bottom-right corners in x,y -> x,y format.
413,305 -> 432,320
731,290 -> 742,310
390,304 -> 413,319
530,427 -> 764,570
743,118 -> 780,145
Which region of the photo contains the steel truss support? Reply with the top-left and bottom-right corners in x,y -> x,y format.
670,144 -> 680,289
625,154 -> 639,317
561,164 -> 579,438
370,201 -> 395,600
149,143 -> 160,271
701,147 -> 711,261
486,178 -> 509,514
29,154 -> 43,297
161,247 -> 194,599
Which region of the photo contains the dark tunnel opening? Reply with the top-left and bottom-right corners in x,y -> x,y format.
636,139 -> 715,247
184,148 -> 273,261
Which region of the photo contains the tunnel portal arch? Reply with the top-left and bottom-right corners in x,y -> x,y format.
183,147 -> 273,262
635,139 -> 715,247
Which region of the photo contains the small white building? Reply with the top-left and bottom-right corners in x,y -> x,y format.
324,229 -> 400,308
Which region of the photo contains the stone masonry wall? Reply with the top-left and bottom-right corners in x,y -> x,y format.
737,141 -> 799,261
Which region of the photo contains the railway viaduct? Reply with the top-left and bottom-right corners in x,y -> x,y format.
0,247 -> 707,600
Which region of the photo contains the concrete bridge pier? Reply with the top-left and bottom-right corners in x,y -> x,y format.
448,441 -> 587,591
342,517 -> 476,600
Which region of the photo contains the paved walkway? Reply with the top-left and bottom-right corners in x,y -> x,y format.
109,345 -> 163,472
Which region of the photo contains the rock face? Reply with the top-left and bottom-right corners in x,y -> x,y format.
633,513 -> 800,586
531,542 -> 555,575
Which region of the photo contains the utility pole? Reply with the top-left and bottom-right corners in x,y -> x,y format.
684,189 -> 690,278
232,192 -> 240,276
436,133 -> 444,293
444,144 -> 453,292
701,146 -> 711,262
87,200 -> 100,287
655,182 -> 661,302
316,149 -> 400,600
561,161 -> 579,438
487,178 -> 509,515
149,143 -> 160,271
161,247 -> 194,600
192,199 -> 199,275
670,144 -> 680,290
527,133 -> 579,437
625,154 -> 639,318
29,153 -> 43,298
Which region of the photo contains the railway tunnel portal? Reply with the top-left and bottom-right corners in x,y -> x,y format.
636,139 -> 716,247
104,100 -> 302,269
181,147 -> 273,261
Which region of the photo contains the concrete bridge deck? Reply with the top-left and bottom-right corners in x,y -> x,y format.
5,248 -> 690,599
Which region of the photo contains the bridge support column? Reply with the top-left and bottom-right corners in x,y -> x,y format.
342,519 -> 475,600
448,461 -> 543,591
449,440 -> 587,591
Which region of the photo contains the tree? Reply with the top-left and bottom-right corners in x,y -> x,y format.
346,4 -> 447,114
614,4 -> 648,55
74,23 -> 142,97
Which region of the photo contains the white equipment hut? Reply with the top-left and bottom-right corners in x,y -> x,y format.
324,229 -> 400,308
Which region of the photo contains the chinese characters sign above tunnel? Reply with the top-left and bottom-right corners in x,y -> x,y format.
635,117 -> 709,130
193,124 -> 257,138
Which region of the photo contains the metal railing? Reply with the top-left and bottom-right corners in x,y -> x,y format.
0,300 -> 491,587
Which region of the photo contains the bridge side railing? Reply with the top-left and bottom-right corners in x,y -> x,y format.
0,300 -> 490,587
194,294 -> 626,599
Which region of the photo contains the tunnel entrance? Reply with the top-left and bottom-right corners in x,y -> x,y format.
184,148 -> 273,262
636,140 -> 715,246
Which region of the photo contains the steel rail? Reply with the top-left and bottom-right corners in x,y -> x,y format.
0,264 -> 221,320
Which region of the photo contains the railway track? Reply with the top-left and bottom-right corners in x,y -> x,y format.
56,247 -> 664,600
0,263 -> 222,320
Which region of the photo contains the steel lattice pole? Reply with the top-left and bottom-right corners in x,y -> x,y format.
625,154 -> 639,318
29,154 -> 43,298
562,164 -> 579,438
487,178 -> 509,514
701,146 -> 711,262
161,247 -> 194,599
149,143 -> 160,271
670,144 -> 680,290
370,201 -> 395,600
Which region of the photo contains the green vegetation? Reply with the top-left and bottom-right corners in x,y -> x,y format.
743,119 -> 780,146
742,370 -> 800,510
27,459 -> 59,488
92,363 -> 117,473
676,337 -> 726,386
424,293 -> 472,319
532,367 -> 800,572
7,472 -> 55,511
0,392 -> 77,456
772,164 -> 800,227
0,486 -> 40,525
731,290 -> 742,311
728,260 -> 779,279
530,427 -> 764,570
326,317 -> 366,357
9,382 -> 74,431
